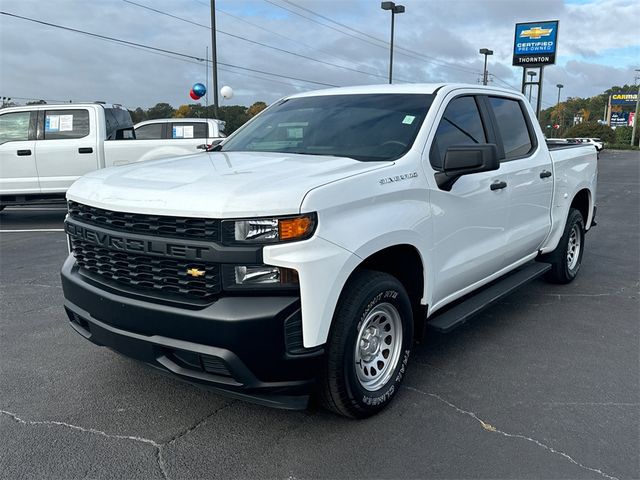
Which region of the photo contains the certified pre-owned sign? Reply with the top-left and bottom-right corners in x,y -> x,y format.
513,20 -> 559,66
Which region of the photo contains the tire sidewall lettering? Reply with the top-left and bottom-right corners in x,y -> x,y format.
353,287 -> 411,410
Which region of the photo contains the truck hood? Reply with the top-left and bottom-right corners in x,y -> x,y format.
67,151 -> 389,217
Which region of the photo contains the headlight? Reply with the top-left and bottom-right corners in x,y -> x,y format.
222,265 -> 299,290
223,213 -> 317,244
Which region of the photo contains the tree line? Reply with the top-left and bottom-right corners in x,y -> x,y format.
129,101 -> 268,134
538,84 -> 638,146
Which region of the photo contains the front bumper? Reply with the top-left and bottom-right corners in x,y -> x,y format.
61,256 -> 324,409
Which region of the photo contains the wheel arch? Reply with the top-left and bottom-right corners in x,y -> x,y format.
570,188 -> 592,228
350,244 -> 427,341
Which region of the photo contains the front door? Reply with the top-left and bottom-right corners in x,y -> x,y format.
426,94 -> 511,309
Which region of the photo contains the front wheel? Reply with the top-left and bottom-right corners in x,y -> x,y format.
318,270 -> 413,418
543,208 -> 585,284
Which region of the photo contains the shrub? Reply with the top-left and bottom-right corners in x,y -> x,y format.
564,122 -> 615,143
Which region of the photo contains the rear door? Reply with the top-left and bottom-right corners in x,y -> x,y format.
35,107 -> 99,192
0,110 -> 39,194
486,96 -> 553,264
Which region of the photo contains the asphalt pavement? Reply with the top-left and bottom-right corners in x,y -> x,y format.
1,150 -> 638,479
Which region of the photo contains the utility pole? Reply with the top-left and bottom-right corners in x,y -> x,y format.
631,69 -> 640,147
555,84 -> 563,138
210,0 -> 219,118
205,46 -> 209,108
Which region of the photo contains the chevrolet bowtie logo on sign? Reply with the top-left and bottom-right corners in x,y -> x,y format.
513,20 -> 559,66
520,26 -> 553,40
186,268 -> 205,278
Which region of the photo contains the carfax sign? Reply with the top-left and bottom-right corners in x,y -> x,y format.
513,20 -> 559,66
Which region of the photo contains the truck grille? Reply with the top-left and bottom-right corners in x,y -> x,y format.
67,200 -> 220,240
70,236 -> 221,301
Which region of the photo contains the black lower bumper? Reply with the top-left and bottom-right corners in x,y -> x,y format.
61,256 -> 323,409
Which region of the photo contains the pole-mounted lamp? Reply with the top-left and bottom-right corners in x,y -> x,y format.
381,1 -> 405,84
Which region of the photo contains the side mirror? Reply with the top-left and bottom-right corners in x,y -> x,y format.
435,144 -> 499,190
197,139 -> 223,150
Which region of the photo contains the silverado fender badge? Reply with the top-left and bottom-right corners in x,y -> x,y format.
186,267 -> 206,278
379,171 -> 418,185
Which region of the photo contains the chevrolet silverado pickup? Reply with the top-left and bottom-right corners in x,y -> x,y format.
0,104 -> 223,209
61,84 -> 598,418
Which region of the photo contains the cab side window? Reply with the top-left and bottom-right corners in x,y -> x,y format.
135,123 -> 163,140
429,96 -> 486,170
0,112 -> 31,144
171,122 -> 208,139
44,109 -> 90,140
488,97 -> 534,159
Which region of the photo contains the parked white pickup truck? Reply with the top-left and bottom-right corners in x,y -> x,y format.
0,104 -> 220,208
61,84 -> 598,418
134,117 -> 225,141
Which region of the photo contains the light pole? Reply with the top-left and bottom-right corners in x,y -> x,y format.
210,0 -> 219,118
479,48 -> 493,86
527,71 -> 537,102
631,69 -> 640,147
381,1 -> 405,84
555,84 -> 564,137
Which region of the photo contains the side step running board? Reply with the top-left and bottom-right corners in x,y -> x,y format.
427,262 -> 552,333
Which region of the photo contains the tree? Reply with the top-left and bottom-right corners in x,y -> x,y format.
26,99 -> 47,105
564,122 -> 615,143
129,107 -> 147,123
247,101 -> 267,117
146,103 -> 175,120
579,108 -> 591,122
175,104 -> 192,118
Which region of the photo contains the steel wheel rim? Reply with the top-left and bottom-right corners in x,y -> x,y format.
567,224 -> 582,271
354,302 -> 403,392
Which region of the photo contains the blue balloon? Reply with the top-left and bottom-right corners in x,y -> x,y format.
192,83 -> 206,97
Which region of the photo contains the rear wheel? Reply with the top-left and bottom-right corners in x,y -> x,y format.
543,208 -> 585,284
319,270 -> 413,418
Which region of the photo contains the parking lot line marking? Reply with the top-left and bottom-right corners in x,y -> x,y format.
0,229 -> 65,233
5,207 -> 67,211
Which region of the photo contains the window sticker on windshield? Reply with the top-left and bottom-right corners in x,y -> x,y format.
173,126 -> 184,138
59,115 -> 73,132
183,125 -> 194,138
402,115 -> 416,125
287,127 -> 303,139
45,115 -> 60,132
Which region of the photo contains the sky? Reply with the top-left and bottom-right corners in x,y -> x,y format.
1,0 -> 638,112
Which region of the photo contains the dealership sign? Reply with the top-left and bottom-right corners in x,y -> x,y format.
513,21 -> 559,66
610,111 -> 629,127
610,93 -> 639,105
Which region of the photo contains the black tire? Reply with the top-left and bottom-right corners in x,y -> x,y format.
542,208 -> 585,284
319,269 -> 413,418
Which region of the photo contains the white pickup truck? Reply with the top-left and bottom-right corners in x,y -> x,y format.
61,84 -> 598,418
0,104 -> 221,208
134,117 -> 225,141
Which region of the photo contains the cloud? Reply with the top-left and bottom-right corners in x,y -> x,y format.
0,0 -> 638,111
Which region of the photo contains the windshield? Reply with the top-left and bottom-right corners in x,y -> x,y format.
220,93 -> 434,161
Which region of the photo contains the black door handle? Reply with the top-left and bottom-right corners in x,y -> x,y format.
540,170 -> 552,178
490,180 -> 507,190
78,147 -> 93,154
17,149 -> 32,156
